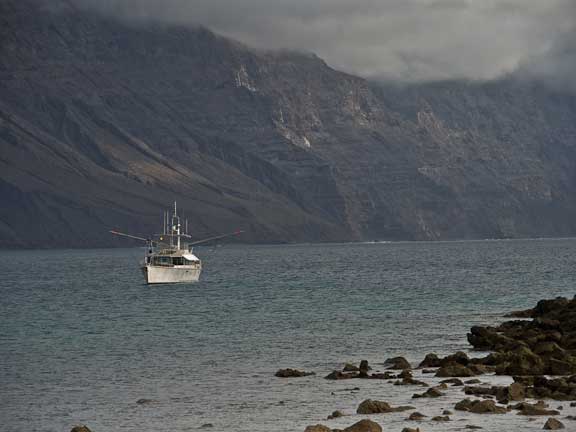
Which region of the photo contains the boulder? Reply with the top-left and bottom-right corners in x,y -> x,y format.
436,364 -> 476,377
505,309 -> 535,318
275,368 -> 315,378
343,363 -> 359,372
359,360 -> 370,377
327,410 -> 344,420
398,369 -> 413,379
431,415 -> 450,421
513,402 -> 560,416
70,427 -> 92,432
508,382 -> 526,401
342,419 -> 382,432
394,377 -> 429,387
547,358 -> 576,376
384,356 -> 411,370
440,378 -> 464,386
401,428 -> 420,432
412,388 -> 444,398
407,412 -> 426,420
325,371 -> 358,380
304,425 -> 332,432
543,418 -> 565,430
441,351 -> 470,366
455,399 -> 506,414
504,347 -> 546,376
356,399 -> 414,414
418,353 -> 441,368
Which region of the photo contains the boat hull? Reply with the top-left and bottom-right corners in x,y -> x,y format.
143,265 -> 202,284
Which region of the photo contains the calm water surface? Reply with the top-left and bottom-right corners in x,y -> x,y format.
1,239 -> 575,432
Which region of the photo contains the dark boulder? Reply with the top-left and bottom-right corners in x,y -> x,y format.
436,364 -> 476,377
342,419 -> 382,432
276,368 -> 315,378
384,356 -> 411,370
304,425 -> 332,432
418,353 -> 441,368
543,418 -> 565,430
71,427 -> 92,432
356,399 -> 414,414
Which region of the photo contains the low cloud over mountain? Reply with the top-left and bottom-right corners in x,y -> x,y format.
71,0 -> 575,84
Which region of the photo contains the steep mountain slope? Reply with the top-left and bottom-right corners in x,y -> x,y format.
1,0 -> 576,248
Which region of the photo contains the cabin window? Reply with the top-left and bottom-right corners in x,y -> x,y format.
172,257 -> 184,266
152,256 -> 172,266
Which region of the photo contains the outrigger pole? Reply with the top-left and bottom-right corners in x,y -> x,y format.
110,229 -> 244,246
109,230 -> 151,243
186,230 -> 244,246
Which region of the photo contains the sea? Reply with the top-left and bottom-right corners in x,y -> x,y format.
1,238 -> 576,432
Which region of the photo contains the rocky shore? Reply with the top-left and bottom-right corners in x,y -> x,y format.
70,296 -> 576,432
289,296 -> 576,431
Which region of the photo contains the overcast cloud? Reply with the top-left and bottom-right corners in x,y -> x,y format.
73,0 -> 575,83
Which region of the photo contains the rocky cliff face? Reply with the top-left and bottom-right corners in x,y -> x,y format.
2,0 -> 576,248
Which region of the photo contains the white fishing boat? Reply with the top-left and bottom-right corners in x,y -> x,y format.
111,202 -> 242,284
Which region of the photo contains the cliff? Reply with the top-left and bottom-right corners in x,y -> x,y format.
2,0 -> 576,247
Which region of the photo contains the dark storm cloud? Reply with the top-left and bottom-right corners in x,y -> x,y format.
70,0 -> 575,84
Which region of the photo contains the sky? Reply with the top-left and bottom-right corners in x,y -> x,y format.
74,0 -> 575,84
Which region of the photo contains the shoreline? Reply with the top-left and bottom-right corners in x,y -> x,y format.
277,296 -> 576,432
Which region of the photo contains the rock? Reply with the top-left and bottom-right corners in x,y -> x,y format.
422,369 -> 436,374
325,370 -> 358,380
342,419 -> 382,432
70,427 -> 92,432
199,424 -> 214,429
548,358 -> 576,376
359,360 -> 370,377
455,399 -> 507,414
436,364 -> 476,377
443,410 -> 453,415
469,364 -> 491,375
395,377 -> 429,386
418,353 -> 442,368
401,428 -> 420,432
465,379 -> 481,384
431,415 -> 450,421
275,368 -> 315,378
440,378 -> 464,386
441,351 -> 470,366
398,369 -> 413,379
328,410 -> 344,420
343,363 -> 359,372
369,371 -> 396,379
508,382 -> 526,401
465,426 -> 483,430
384,356 -> 411,370
407,412 -> 426,420
543,418 -> 565,430
304,425 -> 332,432
505,309 -> 535,318
412,388 -> 444,398
356,399 -> 414,414
504,347 -> 546,376
513,402 -> 560,416
136,398 -> 156,404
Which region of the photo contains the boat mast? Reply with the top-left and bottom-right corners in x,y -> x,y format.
174,201 -> 181,250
